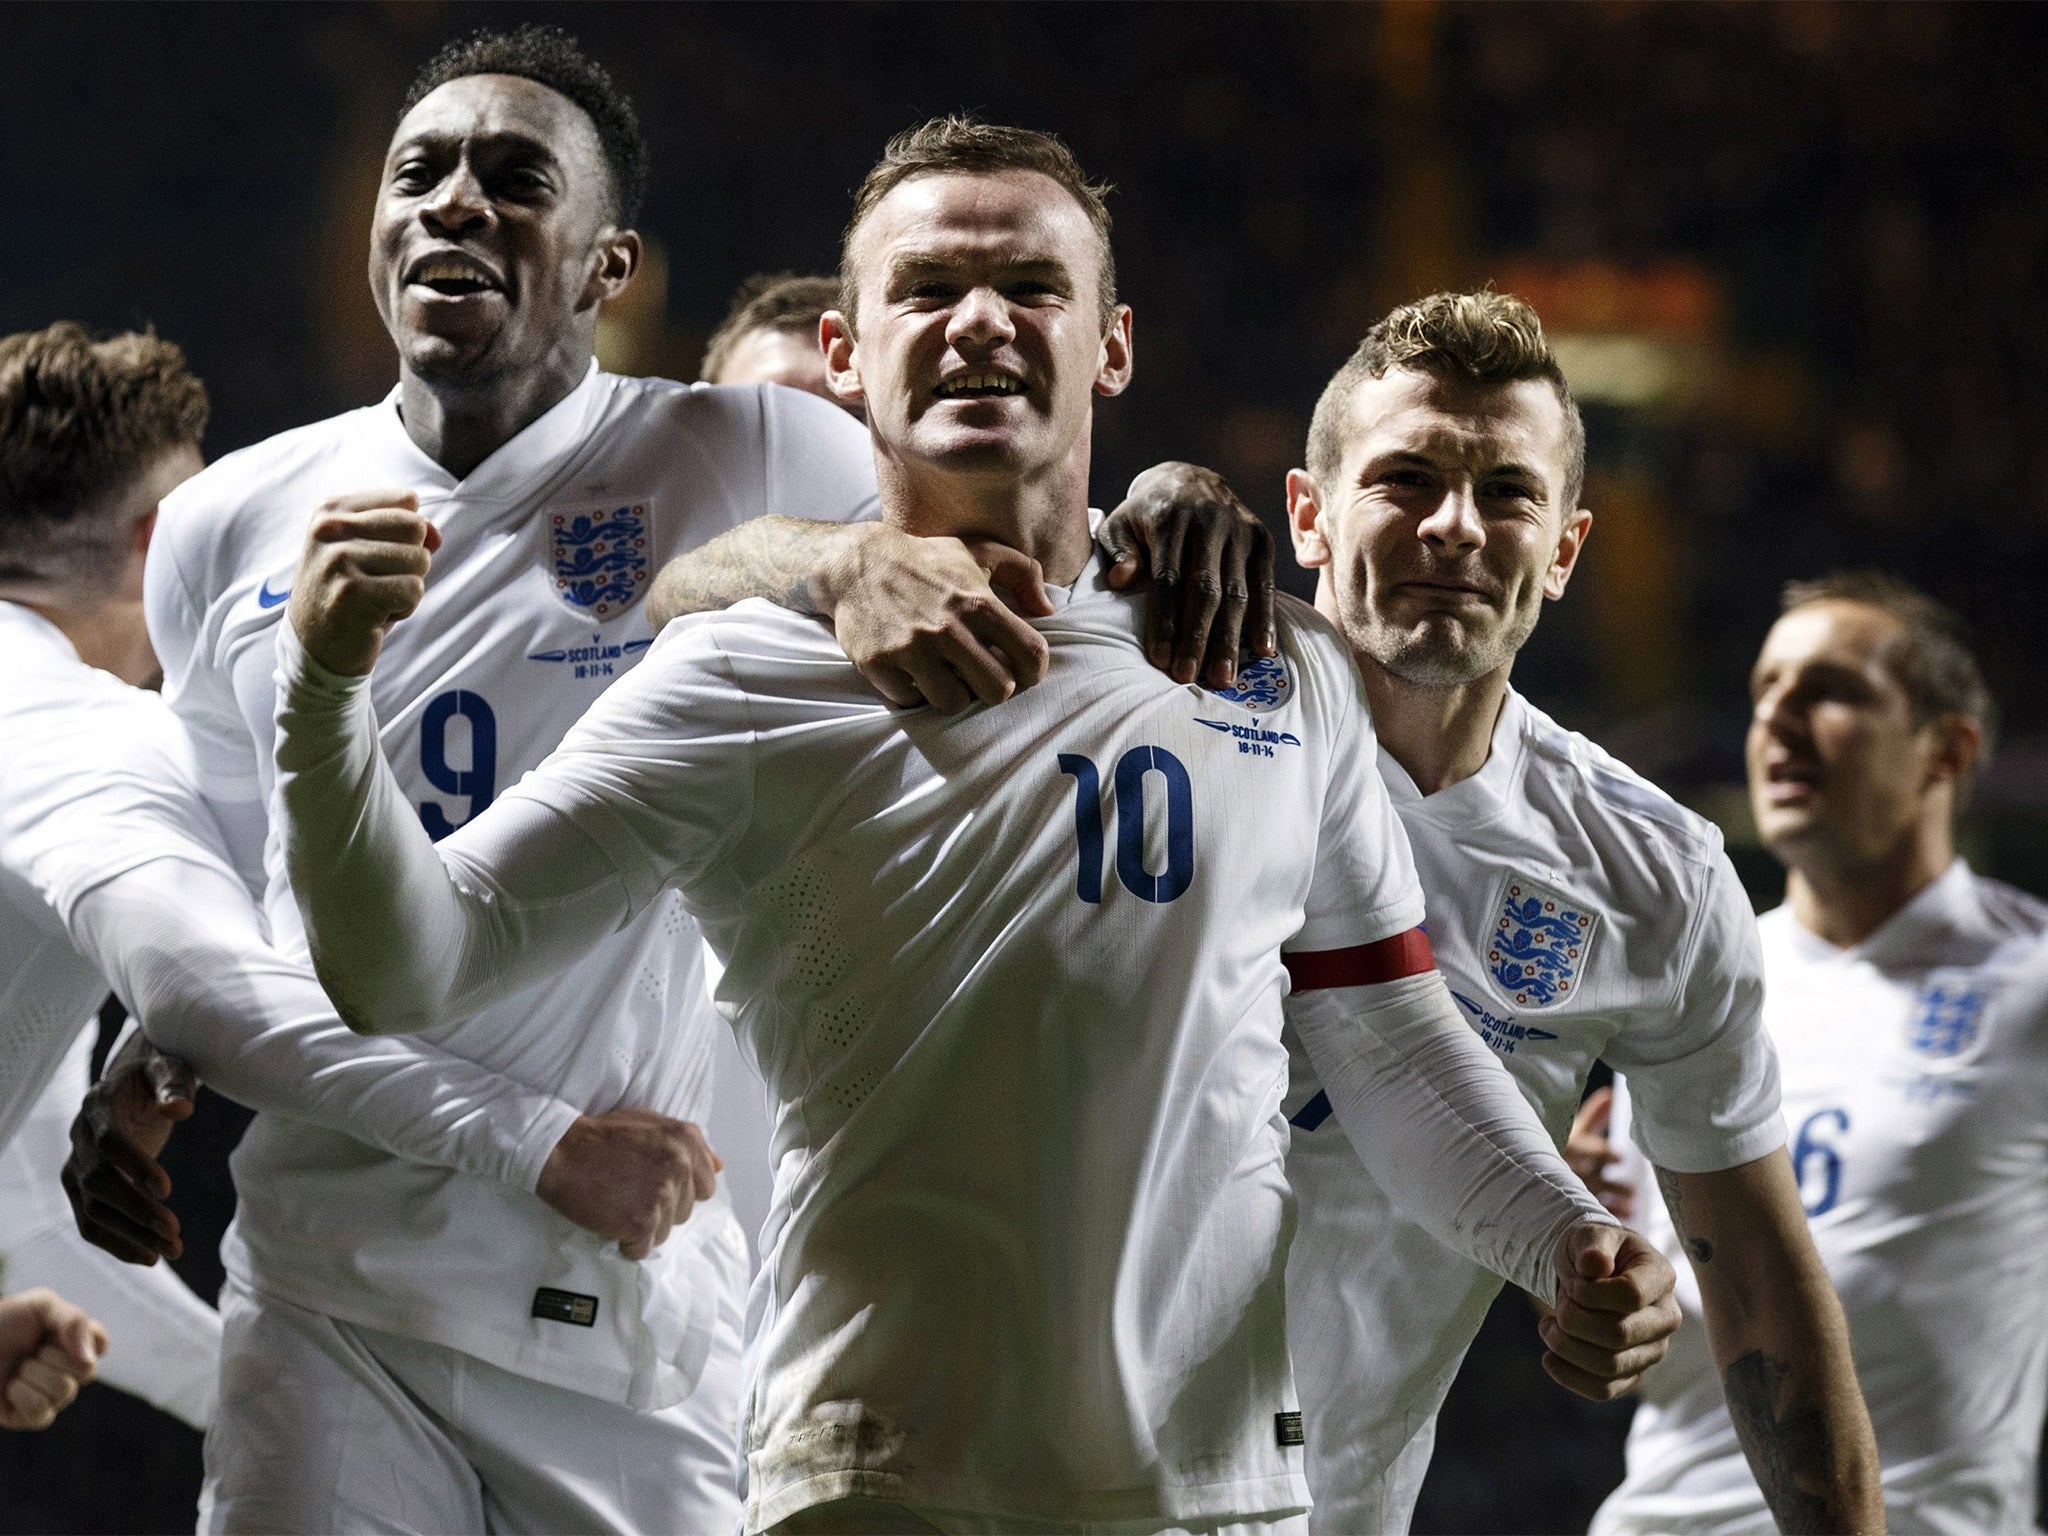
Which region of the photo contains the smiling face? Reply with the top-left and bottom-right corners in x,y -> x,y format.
1747,600 -> 1969,873
369,73 -> 634,390
825,169 -> 1131,483
1290,367 -> 1589,689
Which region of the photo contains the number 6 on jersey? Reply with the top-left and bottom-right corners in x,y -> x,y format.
1057,747 -> 1195,904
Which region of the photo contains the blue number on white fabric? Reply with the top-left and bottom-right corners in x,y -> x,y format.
419,690 -> 497,841
1058,746 -> 1195,904
1056,754 -> 1105,903
1792,1107 -> 1849,1216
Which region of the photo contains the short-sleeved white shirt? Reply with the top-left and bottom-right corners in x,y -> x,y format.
1596,862 -> 2048,1536
1284,689 -> 1784,1534
0,601 -> 227,1151
488,568 -> 1425,1528
147,366 -> 878,1406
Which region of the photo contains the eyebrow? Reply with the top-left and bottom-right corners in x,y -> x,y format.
882,253 -> 1075,286
389,128 -> 564,167
1358,448 -> 1551,492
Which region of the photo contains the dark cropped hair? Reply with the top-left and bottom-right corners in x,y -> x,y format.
1781,571 -> 1998,759
700,273 -> 840,383
841,117 -> 1117,328
1307,289 -> 1586,512
402,24 -> 646,224
0,323 -> 208,597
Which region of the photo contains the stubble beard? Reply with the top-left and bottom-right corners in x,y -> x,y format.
1358,595 -> 1542,691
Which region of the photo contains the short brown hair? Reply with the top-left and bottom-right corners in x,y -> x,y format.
699,273 -> 840,384
840,116 -> 1117,329
1781,571 -> 1998,759
0,323 -> 208,596
1306,289 -> 1586,512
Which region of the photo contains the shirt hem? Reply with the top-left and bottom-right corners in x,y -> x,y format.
745,1466 -> 1310,1534
225,1249 -> 690,1411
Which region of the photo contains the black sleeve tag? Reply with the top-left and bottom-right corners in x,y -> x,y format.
1275,1410 -> 1305,1447
532,1287 -> 600,1327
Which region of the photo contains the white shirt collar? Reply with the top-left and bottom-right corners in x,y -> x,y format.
1776,857 -> 1984,966
1376,685 -> 1529,827
0,598 -> 80,662
1853,858 -> 1986,963
369,360 -> 609,502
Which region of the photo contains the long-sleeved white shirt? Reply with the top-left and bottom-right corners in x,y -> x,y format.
273,559 -> 1612,1530
0,599 -> 576,1192
148,366 -> 879,1406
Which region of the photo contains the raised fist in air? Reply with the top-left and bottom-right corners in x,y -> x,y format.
289,489 -> 441,676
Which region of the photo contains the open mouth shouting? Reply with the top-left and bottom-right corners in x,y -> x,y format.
404,250 -> 506,301
1760,756 -> 1823,805
933,370 -> 1027,401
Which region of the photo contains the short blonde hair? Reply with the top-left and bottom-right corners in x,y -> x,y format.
1306,289 -> 1585,510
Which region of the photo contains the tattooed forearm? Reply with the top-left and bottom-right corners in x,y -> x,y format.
1656,1167 -> 1714,1264
1723,1349 -> 1836,1534
647,517 -> 851,629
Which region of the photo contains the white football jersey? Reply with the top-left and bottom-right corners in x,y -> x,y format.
405,571 -> 1426,1528
0,1025 -> 222,1430
1284,689 -> 1785,1535
0,600 -> 227,1150
1596,862 -> 2048,1536
147,365 -> 877,1406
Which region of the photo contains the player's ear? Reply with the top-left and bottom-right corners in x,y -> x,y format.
1286,469 -> 1332,569
821,311 -> 864,405
584,228 -> 641,309
1929,711 -> 1983,792
1544,506 -> 1593,602
1094,306 -> 1134,398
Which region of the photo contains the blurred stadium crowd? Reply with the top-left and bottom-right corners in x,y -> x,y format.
3,4 -> 2044,1532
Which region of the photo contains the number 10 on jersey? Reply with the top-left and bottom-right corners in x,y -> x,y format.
1058,748 -> 1194,904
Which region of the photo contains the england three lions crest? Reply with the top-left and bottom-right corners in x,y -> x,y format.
1213,653 -> 1293,714
1905,973 -> 1989,1068
1487,877 -> 1598,1011
551,504 -> 650,619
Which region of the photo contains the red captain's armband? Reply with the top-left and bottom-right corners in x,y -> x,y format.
1282,928 -> 1435,992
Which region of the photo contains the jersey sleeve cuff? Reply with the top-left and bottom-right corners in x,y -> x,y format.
1628,1110 -> 1788,1176
1287,892 -> 1429,960
274,618 -> 372,708
504,1095 -> 588,1195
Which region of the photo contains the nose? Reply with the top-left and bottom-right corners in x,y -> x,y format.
1416,482 -> 1484,554
946,285 -> 1016,352
1750,675 -> 1803,745
419,160 -> 492,238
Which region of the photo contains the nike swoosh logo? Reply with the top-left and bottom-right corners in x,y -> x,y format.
257,580 -> 291,609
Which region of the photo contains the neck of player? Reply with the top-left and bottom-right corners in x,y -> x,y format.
397,343 -> 593,481
1356,655 -> 1511,797
1782,810 -> 1954,949
875,436 -> 1097,588
13,593 -> 159,689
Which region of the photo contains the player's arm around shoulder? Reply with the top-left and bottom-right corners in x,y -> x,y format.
648,452 -> 1279,713
1651,1150 -> 1882,1533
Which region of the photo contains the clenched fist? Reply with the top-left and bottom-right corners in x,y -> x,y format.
1541,1220 -> 1682,1401
0,1289 -> 106,1430
289,490 -> 442,676
537,1109 -> 725,1261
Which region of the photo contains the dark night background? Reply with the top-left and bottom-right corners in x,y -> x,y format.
4,3 -> 2047,1531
